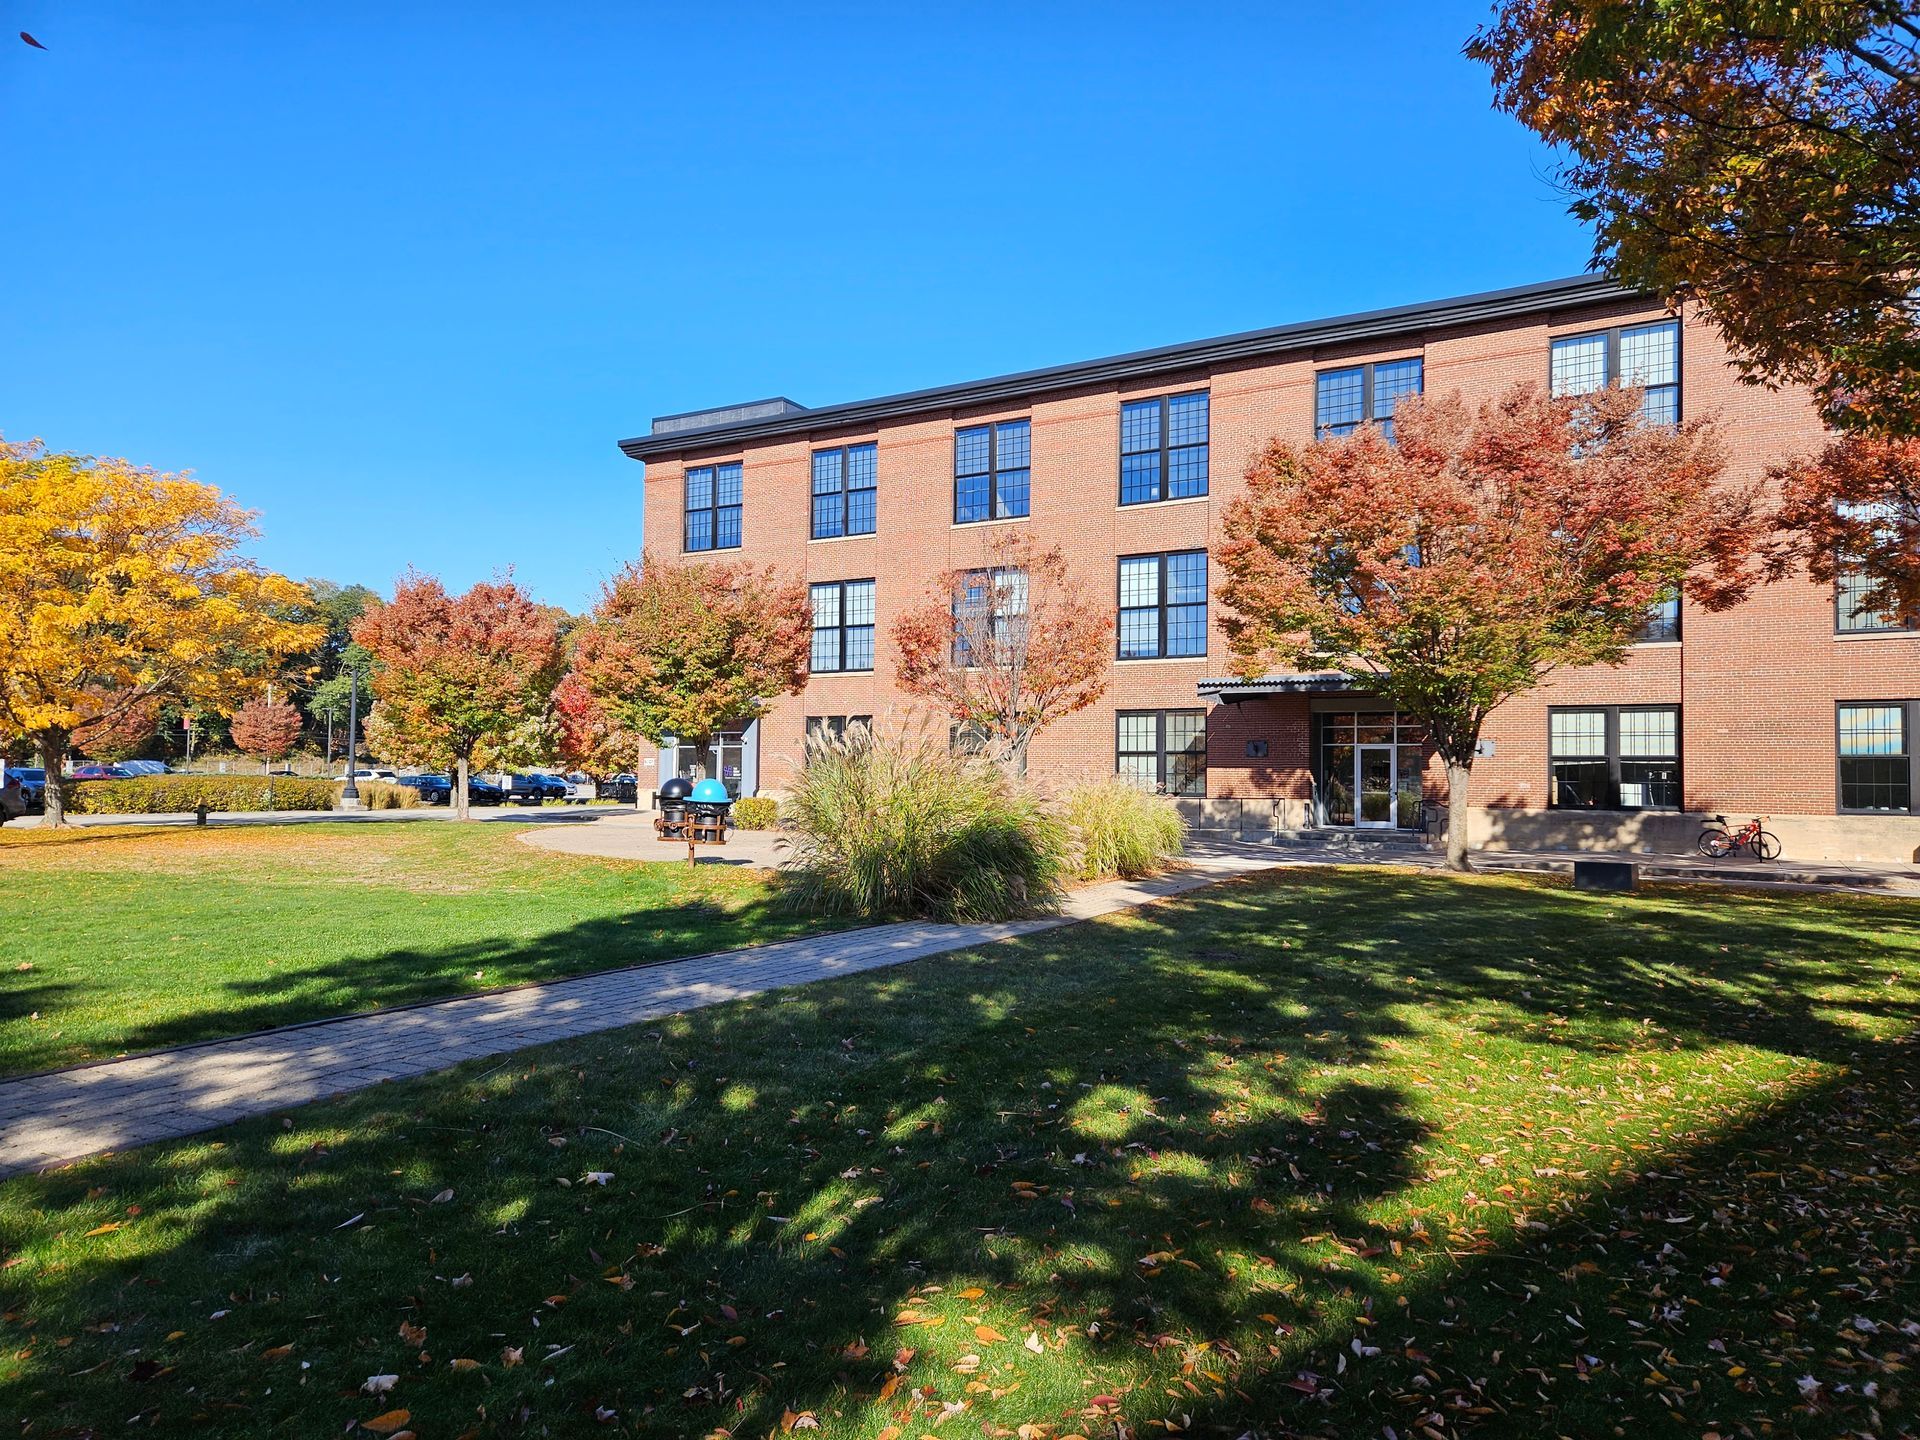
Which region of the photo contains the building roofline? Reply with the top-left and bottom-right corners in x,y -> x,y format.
617,272 -> 1642,462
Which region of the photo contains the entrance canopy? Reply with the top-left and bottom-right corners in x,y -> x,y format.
1197,672 -> 1363,701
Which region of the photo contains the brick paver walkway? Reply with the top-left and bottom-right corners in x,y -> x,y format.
0,846 -> 1283,1178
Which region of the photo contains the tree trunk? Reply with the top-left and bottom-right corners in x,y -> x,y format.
454,752 -> 471,821
1444,760 -> 1474,872
38,728 -> 69,828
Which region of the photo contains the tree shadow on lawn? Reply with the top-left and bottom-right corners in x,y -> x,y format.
2,869 -> 1917,1439
2,886 -> 835,1075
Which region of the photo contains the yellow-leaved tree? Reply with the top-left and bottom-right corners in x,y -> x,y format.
0,437 -> 322,824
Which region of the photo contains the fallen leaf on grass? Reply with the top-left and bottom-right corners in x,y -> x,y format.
361,1410 -> 411,1434
362,1374 -> 399,1395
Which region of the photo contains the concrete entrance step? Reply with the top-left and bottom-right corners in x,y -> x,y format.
1261,828 -> 1429,851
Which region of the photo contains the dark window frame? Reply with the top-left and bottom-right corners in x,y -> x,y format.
1549,319 -> 1683,426
808,578 -> 876,674
1837,700 -> 1915,814
810,442 -> 878,541
1834,564 -> 1919,635
1115,708 -> 1208,798
1547,704 -> 1682,812
805,714 -> 873,748
683,460 -> 744,553
1637,590 -> 1682,644
953,419 -> 1032,525
951,565 -> 1026,668
1314,357 -> 1424,441
1115,549 -> 1209,660
1118,390 -> 1210,506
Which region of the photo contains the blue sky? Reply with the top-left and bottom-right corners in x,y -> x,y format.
0,3 -> 1590,612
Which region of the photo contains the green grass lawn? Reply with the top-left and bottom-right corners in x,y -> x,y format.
0,822 -> 826,1077
3,868 -> 1917,1438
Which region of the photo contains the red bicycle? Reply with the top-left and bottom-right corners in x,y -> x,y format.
1696,814 -> 1781,860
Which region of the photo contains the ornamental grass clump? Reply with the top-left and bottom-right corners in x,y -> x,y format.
1059,777 -> 1186,880
779,730 -> 1067,923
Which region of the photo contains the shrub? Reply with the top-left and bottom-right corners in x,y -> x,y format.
1059,778 -> 1186,880
69,774 -> 343,814
779,731 -> 1067,923
730,795 -> 781,830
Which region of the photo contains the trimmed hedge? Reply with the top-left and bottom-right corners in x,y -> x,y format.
64,774 -> 401,814
730,795 -> 781,830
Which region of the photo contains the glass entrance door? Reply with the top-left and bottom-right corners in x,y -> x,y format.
1356,744 -> 1396,828
675,730 -> 747,798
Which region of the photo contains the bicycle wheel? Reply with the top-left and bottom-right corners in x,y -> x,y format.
1750,830 -> 1781,861
1697,828 -> 1733,858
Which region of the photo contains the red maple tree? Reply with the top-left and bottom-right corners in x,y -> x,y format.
552,669 -> 640,778
352,573 -> 565,818
1218,382 -> 1757,870
571,557 -> 811,784
230,699 -> 303,775
1771,434 -> 1920,626
891,531 -> 1112,778
72,688 -> 163,762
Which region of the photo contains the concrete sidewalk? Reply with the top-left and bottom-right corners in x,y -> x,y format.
0,844 -> 1285,1179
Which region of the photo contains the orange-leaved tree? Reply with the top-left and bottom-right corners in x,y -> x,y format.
1218,383 -> 1756,871
230,699 -> 303,776
352,573 -> 565,819
1471,1 -> 1920,439
891,531 -> 1112,778
570,556 -> 810,786
1470,3 -> 1920,614
0,437 -> 320,825
552,670 -> 639,779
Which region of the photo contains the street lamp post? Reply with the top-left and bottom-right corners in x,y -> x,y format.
339,667 -> 365,811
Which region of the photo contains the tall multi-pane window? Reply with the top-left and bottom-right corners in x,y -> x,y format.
1117,710 -> 1207,797
1117,551 -> 1208,659
684,461 -> 743,552
1549,705 -> 1681,810
954,420 -> 1031,523
1315,358 -> 1423,441
809,579 -> 875,673
953,567 -> 1027,666
805,714 -> 872,748
1638,591 -> 1681,643
1834,503 -> 1915,632
811,443 -> 878,540
1119,392 -> 1209,504
1550,320 -> 1681,425
1839,703 -> 1912,812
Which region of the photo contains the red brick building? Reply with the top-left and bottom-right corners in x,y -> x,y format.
620,274 -> 1920,863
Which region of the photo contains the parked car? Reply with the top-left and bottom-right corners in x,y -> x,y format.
562,772 -> 596,803
0,775 -> 27,824
395,774 -> 450,803
466,776 -> 506,806
69,763 -> 133,780
335,767 -> 398,785
506,773 -> 570,805
5,768 -> 46,812
598,774 -> 639,803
